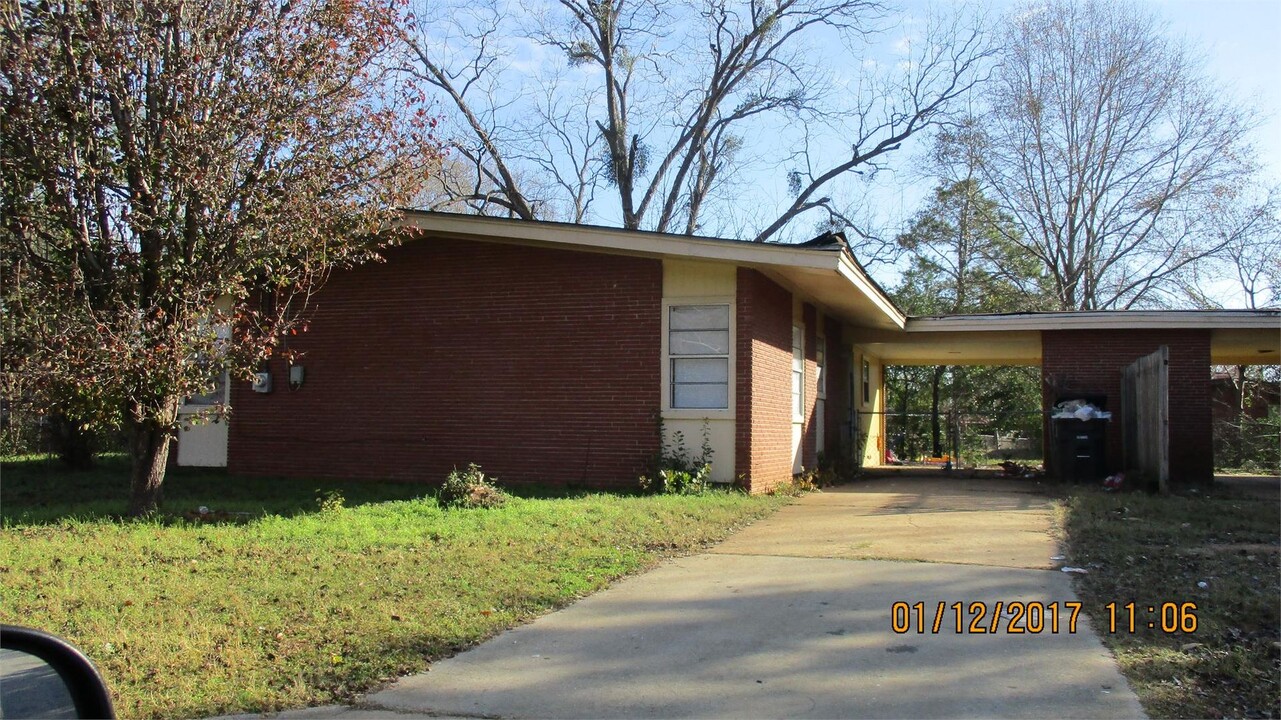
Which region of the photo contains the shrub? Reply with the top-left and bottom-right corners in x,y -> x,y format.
315,489 -> 346,513
1213,406 -> 1280,474
639,463 -> 711,495
438,463 -> 509,509
790,466 -> 837,493
639,423 -> 714,495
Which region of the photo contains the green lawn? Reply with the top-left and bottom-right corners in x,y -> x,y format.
1060,484 -> 1280,719
0,456 -> 788,719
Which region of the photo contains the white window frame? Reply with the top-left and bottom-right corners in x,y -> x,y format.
862,356 -> 872,408
792,324 -> 805,423
816,334 -> 826,454
816,335 -> 827,401
661,297 -> 735,420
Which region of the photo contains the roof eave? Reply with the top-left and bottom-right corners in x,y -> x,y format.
907,310 -> 1281,332
397,210 -> 908,330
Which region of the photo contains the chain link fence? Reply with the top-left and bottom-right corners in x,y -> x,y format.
1213,408 -> 1280,475
879,410 -> 1045,468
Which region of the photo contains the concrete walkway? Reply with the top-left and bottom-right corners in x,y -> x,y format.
223,476 -> 1145,719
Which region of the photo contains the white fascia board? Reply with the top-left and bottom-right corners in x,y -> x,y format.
399,211 -> 910,330
398,211 -> 834,270
907,311 -> 1281,332
837,254 -> 907,329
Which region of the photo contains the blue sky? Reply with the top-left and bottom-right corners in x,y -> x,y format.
1150,0 -> 1281,185
720,0 -> 1281,252
427,0 -> 1279,260
875,0 -> 1281,213
845,0 -> 1281,297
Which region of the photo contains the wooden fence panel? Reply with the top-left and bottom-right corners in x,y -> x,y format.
1122,346 -> 1170,493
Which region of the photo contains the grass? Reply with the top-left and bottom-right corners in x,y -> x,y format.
1060,483 -> 1280,719
0,455 -> 789,719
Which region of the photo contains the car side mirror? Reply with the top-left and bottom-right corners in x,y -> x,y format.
1,625 -> 115,719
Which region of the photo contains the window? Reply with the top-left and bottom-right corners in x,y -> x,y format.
184,321 -> 231,408
816,336 -> 826,454
185,371 -> 228,407
669,304 -> 730,409
816,337 -> 827,400
862,358 -> 871,405
792,325 -> 804,419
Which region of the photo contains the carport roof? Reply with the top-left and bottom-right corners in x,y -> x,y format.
397,212 -> 1279,366
861,311 -> 1281,366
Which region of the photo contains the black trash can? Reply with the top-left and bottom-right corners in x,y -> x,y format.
1049,395 -> 1109,483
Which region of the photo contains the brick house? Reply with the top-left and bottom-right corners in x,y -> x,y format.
174,213 -> 1281,491
1211,368 -> 1279,423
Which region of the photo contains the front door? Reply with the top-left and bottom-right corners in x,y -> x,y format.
177,371 -> 229,467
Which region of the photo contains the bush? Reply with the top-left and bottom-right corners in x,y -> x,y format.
639,425 -> 713,495
639,463 -> 711,495
791,466 -> 837,492
438,463 -> 509,509
1213,407 -> 1280,474
315,489 -> 346,513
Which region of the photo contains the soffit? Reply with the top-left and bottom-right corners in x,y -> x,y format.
398,211 -> 908,331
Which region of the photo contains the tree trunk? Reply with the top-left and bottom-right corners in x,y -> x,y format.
949,410 -> 961,466
931,365 -> 945,457
46,413 -> 96,470
900,373 -> 911,460
1231,364 -> 1247,467
127,419 -> 173,517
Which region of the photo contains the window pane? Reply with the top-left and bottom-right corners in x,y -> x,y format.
670,305 -> 729,331
673,382 -> 728,409
793,369 -> 803,415
667,304 -> 730,410
673,358 -> 728,383
186,371 -> 227,406
792,325 -> 804,416
817,339 -> 826,397
863,359 -> 871,404
670,330 -> 729,355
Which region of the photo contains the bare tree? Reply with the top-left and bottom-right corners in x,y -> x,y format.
1,0 -> 435,514
1177,183 -> 1281,469
978,0 -> 1257,310
511,72 -> 607,222
1181,184 -> 1280,311
401,0 -> 992,240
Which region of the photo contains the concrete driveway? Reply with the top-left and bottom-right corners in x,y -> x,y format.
227,475 -> 1145,719
711,475 -> 1062,569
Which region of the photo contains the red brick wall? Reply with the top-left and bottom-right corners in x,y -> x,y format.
228,236 -> 662,488
735,269 -> 794,493
1041,329 -> 1213,486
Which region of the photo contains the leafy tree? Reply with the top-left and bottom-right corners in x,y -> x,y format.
890,179 -> 1044,459
1,0 -> 436,515
895,178 -> 1041,315
975,0 -> 1257,310
401,0 -> 993,242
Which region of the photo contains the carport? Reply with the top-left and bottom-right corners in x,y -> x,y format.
848,310 -> 1280,488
